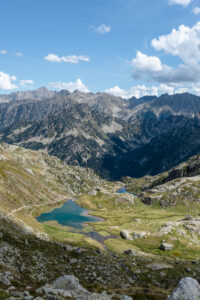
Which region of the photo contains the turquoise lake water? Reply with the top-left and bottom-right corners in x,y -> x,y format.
36,200 -> 100,229
117,187 -> 128,193
37,187 -> 132,230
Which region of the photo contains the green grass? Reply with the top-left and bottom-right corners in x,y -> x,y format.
43,224 -> 105,250
76,192 -> 200,259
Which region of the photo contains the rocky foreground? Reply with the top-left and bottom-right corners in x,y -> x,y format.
0,214 -> 199,299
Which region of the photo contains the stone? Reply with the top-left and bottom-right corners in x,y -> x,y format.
120,230 -> 132,240
184,215 -> 193,221
88,190 -> 97,196
69,258 -> 78,264
123,249 -> 136,256
37,275 -> 90,299
37,274 -> 132,300
133,231 -> 146,239
146,263 -> 173,271
167,277 -> 200,300
88,290 -> 112,299
160,242 -> 173,251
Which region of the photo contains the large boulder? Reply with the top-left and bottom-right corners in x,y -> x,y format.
160,242 -> 173,251
37,275 -> 90,298
37,275 -> 133,300
167,277 -> 200,300
120,230 -> 132,240
88,190 -> 97,196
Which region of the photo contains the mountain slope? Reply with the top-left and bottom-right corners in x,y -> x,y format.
0,142 -> 102,233
1,88 -> 200,180
125,151 -> 200,206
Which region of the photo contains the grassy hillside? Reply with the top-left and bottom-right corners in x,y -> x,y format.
0,143 -> 104,235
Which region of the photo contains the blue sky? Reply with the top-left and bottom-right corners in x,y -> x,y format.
1,0 -> 200,98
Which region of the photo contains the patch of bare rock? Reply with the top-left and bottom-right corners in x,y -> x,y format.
167,277 -> 200,300
37,274 -> 132,300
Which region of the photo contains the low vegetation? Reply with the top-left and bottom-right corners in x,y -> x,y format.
0,143 -> 200,298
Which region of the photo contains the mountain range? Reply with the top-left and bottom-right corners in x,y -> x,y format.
0,87 -> 200,179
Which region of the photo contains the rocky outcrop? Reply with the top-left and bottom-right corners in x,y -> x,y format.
120,230 -> 148,240
120,230 -> 132,240
37,274 -> 133,300
168,277 -> 200,300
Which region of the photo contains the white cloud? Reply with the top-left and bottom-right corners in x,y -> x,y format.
176,87 -> 189,93
169,0 -> 191,6
151,22 -> 200,67
131,51 -> 189,83
0,71 -> 18,90
105,84 -> 175,99
19,80 -> 34,87
44,54 -> 90,64
192,6 -> 200,14
15,52 -> 23,57
131,21 -> 200,84
192,83 -> 200,95
0,50 -> 7,55
93,24 -> 111,34
49,78 -> 90,93
131,51 -> 163,73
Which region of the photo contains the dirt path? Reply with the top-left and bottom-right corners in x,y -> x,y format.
6,197 -> 68,218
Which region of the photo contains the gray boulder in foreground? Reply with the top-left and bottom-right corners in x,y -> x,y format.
37,274 -> 132,300
168,277 -> 200,300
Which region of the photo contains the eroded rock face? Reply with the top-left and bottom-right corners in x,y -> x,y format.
167,277 -> 200,300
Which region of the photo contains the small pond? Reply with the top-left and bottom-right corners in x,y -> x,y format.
36,199 -> 101,229
117,187 -> 137,196
117,187 -> 128,194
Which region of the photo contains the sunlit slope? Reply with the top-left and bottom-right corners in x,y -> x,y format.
0,143 -> 102,230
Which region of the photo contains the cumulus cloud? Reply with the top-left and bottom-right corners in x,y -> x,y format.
0,50 -> 7,55
105,84 -> 175,99
131,51 -> 163,73
0,71 -> 18,90
151,22 -> 200,67
192,83 -> 200,95
169,0 -> 191,6
131,21 -> 200,84
131,51 -> 195,83
192,6 -> 200,15
176,87 -> 189,93
19,80 -> 34,87
93,24 -> 111,34
44,53 -> 90,64
49,78 -> 90,93
15,52 -> 23,57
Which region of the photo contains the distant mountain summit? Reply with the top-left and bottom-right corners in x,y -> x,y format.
0,86 -> 57,102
